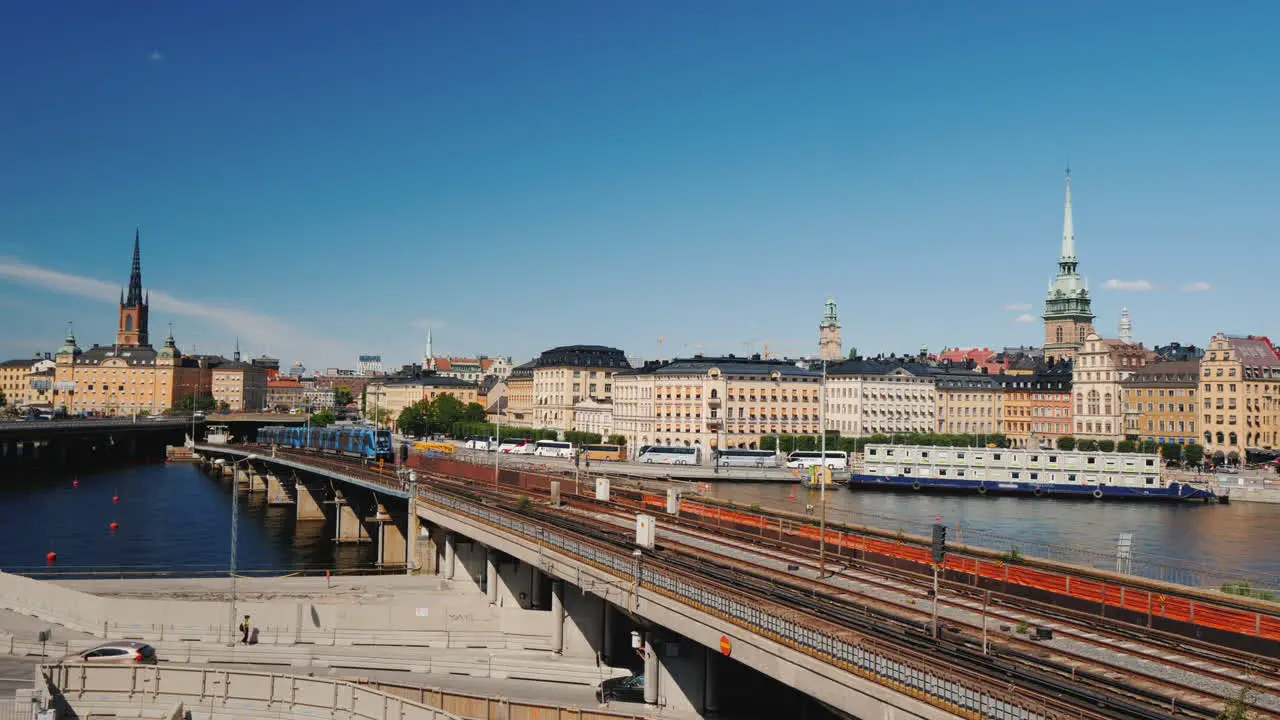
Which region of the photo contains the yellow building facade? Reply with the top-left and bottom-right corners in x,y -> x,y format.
366,375 -> 479,431
1199,333 -> 1280,465
532,346 -> 630,431
1122,360 -> 1199,445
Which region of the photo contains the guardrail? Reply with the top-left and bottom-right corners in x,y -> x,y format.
361,679 -> 649,720
42,663 -> 463,720
0,417 -> 197,432
421,486 -> 1090,720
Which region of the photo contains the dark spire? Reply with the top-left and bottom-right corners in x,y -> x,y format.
125,228 -> 143,306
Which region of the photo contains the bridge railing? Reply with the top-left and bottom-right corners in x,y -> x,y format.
421,486 -> 1106,720
41,663 -> 463,720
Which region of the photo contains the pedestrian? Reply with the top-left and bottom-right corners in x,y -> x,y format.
240,615 -> 251,644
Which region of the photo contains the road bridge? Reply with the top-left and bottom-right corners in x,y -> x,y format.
192,444 -> 1280,719
0,417 -> 197,471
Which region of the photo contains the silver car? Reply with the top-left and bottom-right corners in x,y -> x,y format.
63,641 -> 158,664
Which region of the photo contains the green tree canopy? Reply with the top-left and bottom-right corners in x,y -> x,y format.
333,386 -> 354,407
1057,436 -> 1076,451
310,409 -> 336,427
1160,443 -> 1183,462
462,402 -> 487,423
1184,443 -> 1205,467
0,388 -> 7,408
1116,439 -> 1136,453
179,395 -> 217,412
607,434 -> 627,446
216,400 -> 231,414
1077,439 -> 1100,452
397,404 -> 427,437
1140,439 -> 1159,455
426,394 -> 467,430
1098,439 -> 1116,452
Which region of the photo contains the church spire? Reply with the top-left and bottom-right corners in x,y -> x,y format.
126,228 -> 144,306
1060,167 -> 1075,262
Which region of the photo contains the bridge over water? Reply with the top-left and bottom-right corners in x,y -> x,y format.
191,443 -> 1280,720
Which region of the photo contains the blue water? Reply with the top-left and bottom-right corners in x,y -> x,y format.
706,482 -> 1280,585
0,463 -> 375,576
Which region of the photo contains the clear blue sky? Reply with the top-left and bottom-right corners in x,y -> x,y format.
2,1 -> 1277,369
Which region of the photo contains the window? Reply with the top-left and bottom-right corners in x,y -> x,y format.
1055,327 -> 1064,344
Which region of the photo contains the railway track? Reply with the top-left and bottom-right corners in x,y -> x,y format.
420,473 -> 1262,720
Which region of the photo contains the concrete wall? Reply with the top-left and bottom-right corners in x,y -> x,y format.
0,571 -> 553,650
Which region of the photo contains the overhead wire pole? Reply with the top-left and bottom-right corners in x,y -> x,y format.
818,358 -> 828,576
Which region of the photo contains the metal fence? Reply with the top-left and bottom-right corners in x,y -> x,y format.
0,697 -> 32,720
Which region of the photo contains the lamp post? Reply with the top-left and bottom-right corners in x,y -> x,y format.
215,453 -> 257,646
818,359 -> 829,575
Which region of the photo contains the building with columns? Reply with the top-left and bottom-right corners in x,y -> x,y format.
52,234 -> 214,416
1071,332 -> 1152,441
824,357 -> 935,436
1042,170 -> 1095,362
818,298 -> 842,361
1199,333 -> 1280,465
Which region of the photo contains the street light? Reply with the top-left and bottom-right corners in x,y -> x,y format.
818,359 -> 829,575
214,453 -> 258,646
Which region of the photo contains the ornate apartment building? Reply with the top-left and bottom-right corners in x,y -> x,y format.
998,361 -> 1072,448
1042,171 -> 1096,362
1200,333 -> 1280,464
0,356 -> 55,408
1122,360 -> 1199,446
1072,332 -> 1152,441
612,356 -> 822,453
823,358 -> 935,436
503,361 -> 535,426
932,366 -> 1003,435
532,345 -> 630,431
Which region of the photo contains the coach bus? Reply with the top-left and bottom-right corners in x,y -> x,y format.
715,448 -> 779,468
533,440 -> 575,458
785,450 -> 849,470
638,445 -> 700,465
583,444 -> 626,462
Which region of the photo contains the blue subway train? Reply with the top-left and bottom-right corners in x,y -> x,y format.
257,425 -> 395,462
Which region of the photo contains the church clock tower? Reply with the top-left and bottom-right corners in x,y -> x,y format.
116,230 -> 150,347
1042,170 -> 1094,362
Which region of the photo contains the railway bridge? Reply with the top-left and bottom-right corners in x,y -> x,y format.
0,417 -> 197,472
194,444 -> 1280,720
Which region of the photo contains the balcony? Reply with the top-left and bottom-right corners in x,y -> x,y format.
707,396 -> 721,408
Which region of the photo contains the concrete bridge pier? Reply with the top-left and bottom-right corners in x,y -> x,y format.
485,549 -> 499,604
372,503 -> 407,566
551,580 -> 565,654
443,532 -> 456,580
293,480 -> 326,522
265,472 -> 293,506
330,491 -> 370,543
644,632 -> 659,705
704,646 -> 722,715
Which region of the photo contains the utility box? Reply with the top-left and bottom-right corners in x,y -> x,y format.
635,514 -> 656,549
666,488 -> 680,514
550,481 -> 561,506
595,477 -> 611,501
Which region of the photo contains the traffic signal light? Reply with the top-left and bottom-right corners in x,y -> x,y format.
931,524 -> 947,564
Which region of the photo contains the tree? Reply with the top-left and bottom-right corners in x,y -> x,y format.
426,394 -> 467,430
1140,439 -> 1159,455
462,402 -> 487,423
607,434 -> 627,446
216,400 -> 231,414
1117,439 -> 1136,453
310,409 -> 336,427
360,388 -> 367,415
1057,436 -> 1076,451
371,407 -> 391,427
333,386 -> 354,407
1098,439 -> 1116,452
1160,443 -> 1183,463
0,388 -> 6,408
180,395 -> 216,412
760,436 -> 777,451
1184,443 -> 1206,467
1077,439 -> 1099,452
397,404 -> 427,437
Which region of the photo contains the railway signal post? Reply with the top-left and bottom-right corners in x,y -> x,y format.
930,523 -> 947,638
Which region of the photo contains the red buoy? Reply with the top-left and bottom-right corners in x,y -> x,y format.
934,516 -> 941,522
112,496 -> 120,503
46,552 -> 57,565
72,480 -> 79,487
109,522 -> 119,531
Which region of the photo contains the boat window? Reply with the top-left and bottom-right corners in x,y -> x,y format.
886,448 -> 895,456
1068,473 -> 1076,482
1144,459 -> 1154,467
993,453 -> 1002,461
1030,472 -> 1038,480
939,469 -> 948,476
1146,477 -> 1155,484
1048,455 -> 1057,463
901,466 -> 911,476
1086,456 -> 1096,464
921,451 -> 929,458
957,452 -> 965,459
956,470 -> 965,477
1030,455 -> 1038,462
868,448 -> 877,456
1011,471 -> 1020,479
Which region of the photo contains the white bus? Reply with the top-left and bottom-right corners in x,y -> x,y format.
533,440 -> 574,458
716,449 -> 779,468
638,445 -> 700,465
786,450 -> 848,470
464,436 -> 495,451
497,438 -> 534,454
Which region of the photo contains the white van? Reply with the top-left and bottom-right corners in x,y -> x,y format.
464,436 -> 495,451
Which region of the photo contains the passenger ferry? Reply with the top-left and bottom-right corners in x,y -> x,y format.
850,443 -> 1217,502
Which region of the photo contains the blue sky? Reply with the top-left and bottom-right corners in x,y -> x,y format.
2,1 -> 1277,369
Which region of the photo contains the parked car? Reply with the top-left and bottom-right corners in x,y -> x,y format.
596,673 -> 645,703
62,641 -> 158,664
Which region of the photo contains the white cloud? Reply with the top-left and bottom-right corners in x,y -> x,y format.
1180,281 -> 1212,292
1003,303 -> 1032,311
148,50 -> 164,62
1013,313 -> 1037,324
1102,278 -> 1155,292
0,256 -> 358,364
